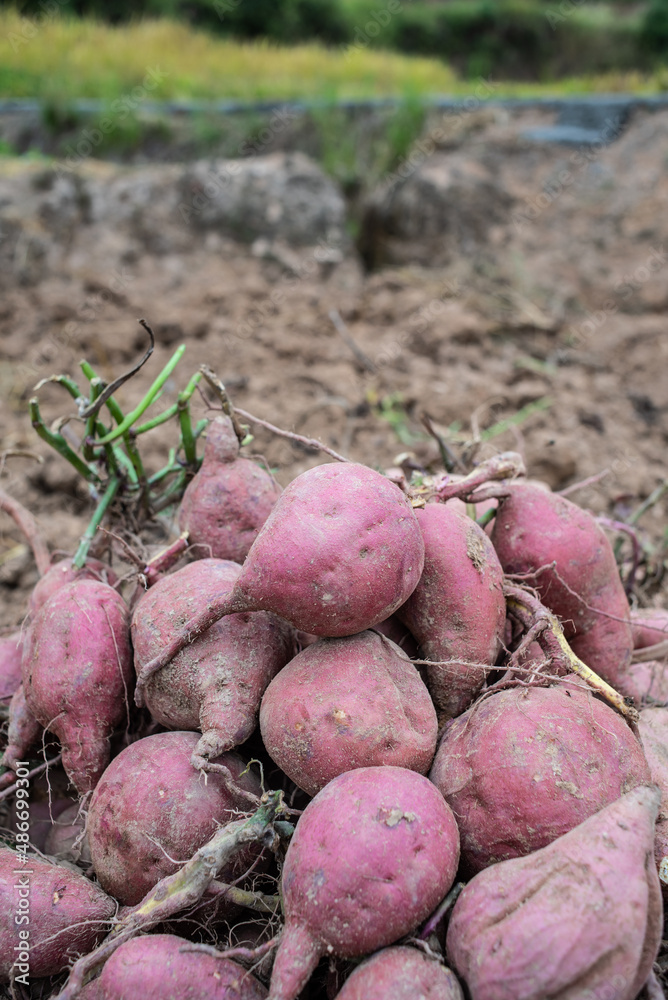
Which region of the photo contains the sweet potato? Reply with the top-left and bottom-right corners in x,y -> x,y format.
397,503 -> 506,717
446,785 -> 663,1000
80,934 -> 268,1000
638,708 -> 668,887
259,630 -> 437,795
87,731 -> 263,905
335,947 -> 463,1000
269,765 -> 460,1000
491,482 -> 633,691
179,415 -> 282,564
136,462 -> 425,687
632,608 -> 668,653
29,556 -> 117,615
0,847 -> 115,983
429,680 -> 651,872
0,631 -> 22,703
22,580 -> 133,794
133,558 -> 294,768
2,684 -> 42,771
625,661 -> 668,706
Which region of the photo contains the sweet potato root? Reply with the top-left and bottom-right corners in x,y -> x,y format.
491,482 -> 634,692
0,847 -> 115,983
260,630 -> 437,795
397,503 -> 505,717
22,580 -> 133,794
446,785 -> 663,1000
269,765 -> 460,1000
430,680 -> 651,872
132,558 -> 294,768
335,947 -> 463,1000
179,415 -> 282,564
79,934 -> 268,1000
87,731 -> 263,905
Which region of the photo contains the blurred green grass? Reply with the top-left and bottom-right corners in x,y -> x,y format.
1,10 -> 667,104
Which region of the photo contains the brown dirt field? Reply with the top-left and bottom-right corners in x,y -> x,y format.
0,104 -> 666,629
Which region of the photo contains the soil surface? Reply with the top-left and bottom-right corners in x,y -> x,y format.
0,103 -> 667,628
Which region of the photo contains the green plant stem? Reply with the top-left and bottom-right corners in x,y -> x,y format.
477,507 -> 497,529
132,371 -> 202,437
72,475 -> 120,569
151,469 -> 187,512
83,379 -> 104,461
80,361 -> 146,484
480,396 -> 553,442
628,480 -> 668,526
178,372 -> 204,467
29,398 -> 100,484
95,345 -> 186,445
178,400 -> 196,466
147,462 -> 182,487
35,374 -> 84,403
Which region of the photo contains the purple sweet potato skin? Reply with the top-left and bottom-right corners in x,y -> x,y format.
491,483 -> 633,689
91,934 -> 268,1000
269,766 -> 460,1000
0,632 -> 22,702
429,681 -> 651,873
29,557 -> 118,615
0,847 -> 115,982
446,786 -> 663,1000
336,947 -> 463,1000
237,463 -> 425,636
259,631 -> 437,795
179,416 -> 281,564
397,503 -> 505,717
133,559 -> 294,758
87,731 -> 263,905
625,661 -> 668,705
632,608 -> 668,652
2,684 -> 42,770
22,580 -> 133,794
638,708 -> 668,883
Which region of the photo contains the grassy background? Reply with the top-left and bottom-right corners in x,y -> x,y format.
2,9 -> 668,104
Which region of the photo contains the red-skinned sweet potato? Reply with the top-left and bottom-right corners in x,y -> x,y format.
136,462 -> 425,690
429,680 -> 651,873
397,502 -> 506,717
268,765 -> 460,1000
335,947 -> 463,1000
179,415 -> 282,564
22,580 -> 133,794
259,630 -> 437,795
2,684 -> 42,771
132,558 -> 294,768
491,482 -> 633,691
29,557 -> 117,615
0,847 -> 115,983
632,608 -> 668,653
638,708 -> 668,887
625,660 -> 668,706
446,785 -> 663,1000
87,731 -> 263,905
0,631 -> 22,703
80,934 -> 268,999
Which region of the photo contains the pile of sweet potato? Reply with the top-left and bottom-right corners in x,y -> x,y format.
1,411 -> 668,1000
